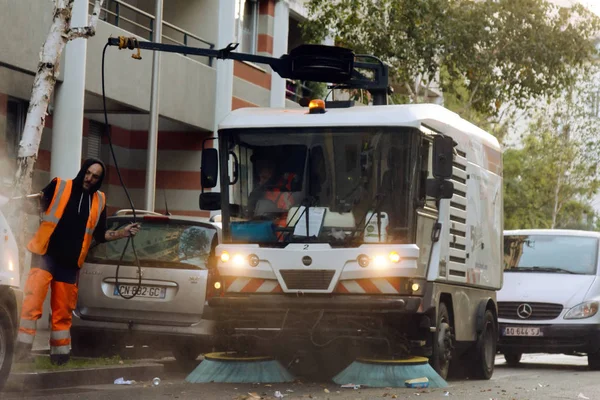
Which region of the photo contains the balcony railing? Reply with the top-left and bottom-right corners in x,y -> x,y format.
89,0 -> 215,66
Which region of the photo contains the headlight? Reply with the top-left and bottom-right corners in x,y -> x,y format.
564,301 -> 599,319
8,259 -> 14,272
373,255 -> 388,268
232,254 -> 245,266
389,252 -> 401,263
248,254 -> 260,267
357,254 -> 370,268
220,251 -> 230,263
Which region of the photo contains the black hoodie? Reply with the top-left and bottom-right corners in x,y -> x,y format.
39,158 -> 108,281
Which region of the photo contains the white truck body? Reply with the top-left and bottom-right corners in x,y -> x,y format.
205,103 -> 503,379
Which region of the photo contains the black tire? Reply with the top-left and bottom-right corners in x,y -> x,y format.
0,302 -> 15,391
430,302 -> 454,380
588,351 -> 600,370
172,343 -> 203,371
504,351 -> 522,366
470,309 -> 497,380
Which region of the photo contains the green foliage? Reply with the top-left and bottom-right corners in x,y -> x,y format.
302,0 -> 600,116
503,69 -> 600,231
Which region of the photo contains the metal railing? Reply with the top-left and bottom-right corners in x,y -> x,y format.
89,0 -> 215,66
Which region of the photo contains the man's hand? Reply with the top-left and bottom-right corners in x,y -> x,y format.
105,223 -> 141,241
123,223 -> 141,237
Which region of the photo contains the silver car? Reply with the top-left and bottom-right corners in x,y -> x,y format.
71,210 -> 220,367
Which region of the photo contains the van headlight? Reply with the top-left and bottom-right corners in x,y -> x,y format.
564,301 -> 599,319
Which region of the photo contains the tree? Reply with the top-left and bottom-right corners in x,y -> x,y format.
503,68 -> 600,231
13,0 -> 105,200
302,0 -> 600,116
10,0 -> 105,274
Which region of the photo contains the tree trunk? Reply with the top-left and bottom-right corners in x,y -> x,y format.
551,173 -> 561,229
11,0 -> 105,274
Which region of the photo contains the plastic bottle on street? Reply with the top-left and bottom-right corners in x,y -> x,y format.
152,377 -> 161,387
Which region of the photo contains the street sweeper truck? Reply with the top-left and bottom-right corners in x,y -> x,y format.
103,37 -> 503,381
197,49 -> 503,382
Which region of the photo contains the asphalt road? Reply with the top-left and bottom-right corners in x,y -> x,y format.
4,354 -> 599,400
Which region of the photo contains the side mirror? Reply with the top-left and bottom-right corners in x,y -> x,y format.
199,193 -> 221,211
426,179 -> 454,199
201,148 -> 219,189
432,135 -> 455,180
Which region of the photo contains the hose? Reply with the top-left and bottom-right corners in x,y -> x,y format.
101,42 -> 142,300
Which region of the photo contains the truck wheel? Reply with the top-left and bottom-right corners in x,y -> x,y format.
430,302 -> 454,380
588,350 -> 600,370
470,309 -> 496,380
504,352 -> 522,366
0,302 -> 15,390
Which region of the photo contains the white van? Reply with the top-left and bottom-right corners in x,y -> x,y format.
498,229 -> 600,369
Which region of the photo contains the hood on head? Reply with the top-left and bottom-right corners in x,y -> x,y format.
74,158 -> 106,193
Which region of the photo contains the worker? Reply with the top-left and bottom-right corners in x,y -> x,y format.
247,158 -> 297,217
14,158 -> 140,365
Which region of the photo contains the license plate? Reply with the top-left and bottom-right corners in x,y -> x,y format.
113,285 -> 166,299
503,326 -> 543,337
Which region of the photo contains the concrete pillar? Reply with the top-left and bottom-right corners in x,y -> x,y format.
43,0 -> 89,332
270,0 -> 289,108
144,0 -> 164,211
51,0 -> 88,180
212,0 -> 236,196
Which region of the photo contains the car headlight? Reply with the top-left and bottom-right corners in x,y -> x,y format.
564,301 -> 599,319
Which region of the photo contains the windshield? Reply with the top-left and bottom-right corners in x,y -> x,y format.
87,219 -> 217,268
504,234 -> 599,275
220,127 -> 419,245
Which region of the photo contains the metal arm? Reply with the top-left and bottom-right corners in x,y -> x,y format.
108,37 -> 390,105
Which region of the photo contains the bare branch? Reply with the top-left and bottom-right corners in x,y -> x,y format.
66,0 -> 104,40
89,0 -> 104,28
66,27 -> 96,40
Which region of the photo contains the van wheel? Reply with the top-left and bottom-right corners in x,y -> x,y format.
0,303 -> 14,390
504,352 -> 522,366
588,350 -> 600,370
430,302 -> 454,380
470,309 -> 496,380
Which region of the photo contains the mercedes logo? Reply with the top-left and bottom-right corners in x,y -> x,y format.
517,303 -> 533,319
302,256 -> 312,266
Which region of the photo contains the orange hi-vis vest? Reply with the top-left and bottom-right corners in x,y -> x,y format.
265,173 -> 296,210
27,178 -> 106,267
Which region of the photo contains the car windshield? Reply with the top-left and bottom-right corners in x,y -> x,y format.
87,219 -> 217,269
504,234 -> 599,275
221,127 -> 418,245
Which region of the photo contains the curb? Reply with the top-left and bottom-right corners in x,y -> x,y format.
4,362 -> 164,392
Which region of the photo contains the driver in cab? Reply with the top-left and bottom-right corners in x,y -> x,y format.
247,158 -> 297,219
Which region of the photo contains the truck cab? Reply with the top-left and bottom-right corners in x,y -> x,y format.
200,101 -> 503,380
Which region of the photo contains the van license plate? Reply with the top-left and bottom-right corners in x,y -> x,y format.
113,285 -> 166,299
503,327 -> 543,337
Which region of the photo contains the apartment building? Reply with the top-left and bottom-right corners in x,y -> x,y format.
0,0 -> 312,218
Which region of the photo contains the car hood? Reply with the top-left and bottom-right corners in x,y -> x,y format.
499,272 -> 596,307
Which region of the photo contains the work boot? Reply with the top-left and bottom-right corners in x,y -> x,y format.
50,354 -> 70,366
13,341 -> 34,363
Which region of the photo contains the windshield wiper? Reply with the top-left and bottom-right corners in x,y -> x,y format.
348,192 -> 387,244
508,266 -> 577,274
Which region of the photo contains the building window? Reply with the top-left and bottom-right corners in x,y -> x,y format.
235,0 -> 259,54
6,98 -> 27,160
86,120 -> 104,160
